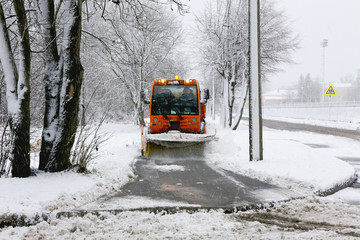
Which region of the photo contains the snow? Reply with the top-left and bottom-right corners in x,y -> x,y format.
327,188 -> 360,205
0,119 -> 359,238
2,198 -> 360,239
152,164 -> 186,172
0,124 -> 139,215
80,196 -> 199,211
205,120 -> 356,193
0,171 -> 96,215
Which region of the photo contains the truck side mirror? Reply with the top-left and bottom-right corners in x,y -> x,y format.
141,89 -> 150,104
201,88 -> 210,104
204,88 -> 210,100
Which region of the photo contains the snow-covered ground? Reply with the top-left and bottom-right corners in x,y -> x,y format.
3,198 -> 360,239
1,118 -> 359,239
206,120 -> 356,193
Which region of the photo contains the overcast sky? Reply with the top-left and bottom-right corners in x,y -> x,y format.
180,0 -> 360,91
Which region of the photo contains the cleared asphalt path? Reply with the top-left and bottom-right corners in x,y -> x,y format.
117,157 -> 300,207
81,119 -> 358,210
88,155 -> 303,210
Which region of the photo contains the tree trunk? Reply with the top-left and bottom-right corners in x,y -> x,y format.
47,0 -> 83,172
222,70 -> 230,128
0,1 -> 31,177
231,79 -> 248,130
37,0 -> 61,170
228,60 -> 238,128
223,65 -> 236,128
38,0 -> 83,172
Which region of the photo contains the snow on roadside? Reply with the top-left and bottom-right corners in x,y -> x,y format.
43,124 -> 141,212
2,196 -> 360,239
326,188 -> 360,205
79,196 -> 200,211
0,124 -> 140,216
205,119 -> 356,193
0,171 -> 97,215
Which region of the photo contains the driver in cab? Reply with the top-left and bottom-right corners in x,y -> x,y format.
179,86 -> 196,105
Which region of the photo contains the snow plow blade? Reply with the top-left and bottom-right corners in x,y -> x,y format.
147,131 -> 215,147
141,129 -> 216,158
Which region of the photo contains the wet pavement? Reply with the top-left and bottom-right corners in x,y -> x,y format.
117,158 -> 291,207
82,156 -> 302,210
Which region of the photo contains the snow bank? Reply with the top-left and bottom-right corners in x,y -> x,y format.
205,118 -> 356,192
2,197 -> 360,239
0,171 -> 97,215
0,124 -> 140,216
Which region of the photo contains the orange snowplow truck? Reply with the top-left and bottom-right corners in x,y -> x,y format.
142,76 -> 209,135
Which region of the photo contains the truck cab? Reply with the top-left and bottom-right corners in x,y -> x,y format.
148,77 -> 209,134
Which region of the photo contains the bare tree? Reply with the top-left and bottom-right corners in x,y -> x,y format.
111,6 -> 183,124
36,0 -> 84,172
0,0 -> 31,177
196,0 -> 298,129
36,0 -> 188,172
83,2 -> 184,124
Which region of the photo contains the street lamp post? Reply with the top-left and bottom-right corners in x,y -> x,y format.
321,39 -> 328,102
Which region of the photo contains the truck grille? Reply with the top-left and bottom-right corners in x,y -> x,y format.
169,120 -> 180,130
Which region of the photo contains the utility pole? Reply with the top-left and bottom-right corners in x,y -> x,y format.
248,0 -> 263,161
321,39 -> 328,102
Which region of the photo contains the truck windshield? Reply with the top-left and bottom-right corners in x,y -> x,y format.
151,85 -> 198,115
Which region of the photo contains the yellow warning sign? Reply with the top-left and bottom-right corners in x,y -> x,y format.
324,84 -> 337,95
